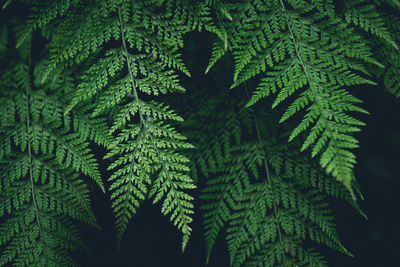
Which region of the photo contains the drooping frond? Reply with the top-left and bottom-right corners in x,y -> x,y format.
210,109 -> 359,266
207,0 -> 384,197
175,51 -> 362,265
223,133 -> 363,267
199,94 -> 358,266
0,57 -> 101,266
44,0 -> 200,251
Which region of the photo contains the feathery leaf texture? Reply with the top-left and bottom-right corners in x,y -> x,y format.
0,61 -> 101,266
176,60 -> 363,265
0,0 -> 397,266
206,0 -> 394,198
44,0 -> 203,251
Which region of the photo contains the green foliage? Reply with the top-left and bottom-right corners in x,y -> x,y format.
206,0 -> 396,198
177,64 -> 363,265
0,49 -> 102,266
41,0 -> 204,251
0,0 -> 398,266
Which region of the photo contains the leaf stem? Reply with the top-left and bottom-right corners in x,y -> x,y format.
26,75 -> 47,264
243,84 -> 287,266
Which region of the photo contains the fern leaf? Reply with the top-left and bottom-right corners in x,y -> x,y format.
0,60 -> 100,266
47,1 -> 199,251
213,0 -> 379,195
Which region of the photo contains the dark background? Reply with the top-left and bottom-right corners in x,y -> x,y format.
72,32 -> 400,267
1,4 -> 399,267
2,2 -> 399,266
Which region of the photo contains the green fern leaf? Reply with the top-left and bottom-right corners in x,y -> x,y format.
46,1 -> 199,251
211,0 -> 381,195
0,60 -> 100,266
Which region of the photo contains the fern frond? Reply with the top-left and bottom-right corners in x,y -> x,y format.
0,60 -> 100,266
176,49 -> 363,264
199,113 -> 355,267
46,1 -> 198,251
222,125 -> 353,267
212,0 -> 379,196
